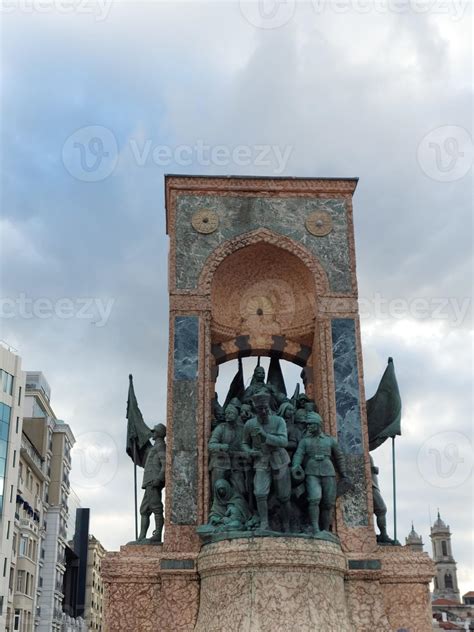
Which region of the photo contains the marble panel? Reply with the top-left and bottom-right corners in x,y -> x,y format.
175,195 -> 351,292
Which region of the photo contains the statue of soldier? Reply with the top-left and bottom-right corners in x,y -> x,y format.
294,408 -> 308,435
296,393 -> 318,413
370,455 -> 392,543
239,403 -> 253,425
277,402 -> 302,460
242,365 -> 285,411
295,393 -> 310,410
138,423 -> 166,542
292,412 -> 349,535
227,397 -> 242,417
243,391 -> 291,532
208,404 -> 246,496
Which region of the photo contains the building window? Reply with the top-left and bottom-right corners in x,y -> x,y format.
13,608 -> 20,631
445,573 -> 454,589
16,570 -> 24,592
19,536 -> 28,557
12,450 -> 16,468
18,386 -> 22,406
442,540 -> 448,556
15,417 -> 19,433
0,403 -> 11,518
0,370 -> 14,396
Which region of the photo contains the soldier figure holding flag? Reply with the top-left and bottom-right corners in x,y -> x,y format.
126,374 -> 167,542
138,423 -> 166,542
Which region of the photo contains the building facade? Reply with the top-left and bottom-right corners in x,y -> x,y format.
84,535 -> 106,631
22,372 -> 78,632
12,416 -> 46,632
0,345 -> 25,632
1,363 -> 89,631
463,592 -> 474,606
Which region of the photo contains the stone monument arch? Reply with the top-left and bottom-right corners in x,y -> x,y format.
206,231 -> 321,391
103,175 -> 435,632
164,175 -> 374,553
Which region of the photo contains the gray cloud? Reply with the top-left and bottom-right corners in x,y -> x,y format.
1,1 -> 472,596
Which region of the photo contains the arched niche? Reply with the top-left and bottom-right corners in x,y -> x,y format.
209,241 -> 319,348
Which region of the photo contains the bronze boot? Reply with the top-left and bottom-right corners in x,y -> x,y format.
281,501 -> 291,533
320,507 -> 333,532
256,498 -> 269,530
152,513 -> 164,542
138,515 -> 150,541
308,503 -> 320,534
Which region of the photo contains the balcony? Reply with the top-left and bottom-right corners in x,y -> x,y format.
20,518 -> 39,535
21,435 -> 45,476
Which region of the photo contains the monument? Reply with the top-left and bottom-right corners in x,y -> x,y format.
102,175 -> 435,631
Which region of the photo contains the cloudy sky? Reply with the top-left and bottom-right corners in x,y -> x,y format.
1,0 -> 472,596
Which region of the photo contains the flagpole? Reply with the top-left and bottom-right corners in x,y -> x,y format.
133,442 -> 138,540
392,436 -> 397,544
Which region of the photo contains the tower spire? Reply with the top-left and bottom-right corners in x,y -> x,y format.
430,512 -> 460,602
405,522 -> 423,552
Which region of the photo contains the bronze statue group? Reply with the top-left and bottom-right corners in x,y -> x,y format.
202,364 -> 351,539
132,360 -> 393,544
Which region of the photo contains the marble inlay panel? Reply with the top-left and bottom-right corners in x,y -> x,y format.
172,316 -> 199,524
172,382 -> 198,452
331,318 -> 363,455
175,195 -> 351,292
171,449 -> 198,525
174,316 -> 199,380
343,455 -> 369,526
331,318 -> 368,526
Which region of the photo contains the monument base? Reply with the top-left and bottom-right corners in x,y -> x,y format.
195,537 -> 351,632
102,539 -> 434,632
102,544 -> 199,632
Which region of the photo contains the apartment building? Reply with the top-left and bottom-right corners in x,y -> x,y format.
13,416 -> 45,632
84,535 -> 106,632
1,361 -> 89,632
21,371 -> 77,632
0,345 -> 25,632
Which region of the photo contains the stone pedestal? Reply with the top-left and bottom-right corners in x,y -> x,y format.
378,546 -> 435,631
344,546 -> 435,632
102,540 -> 434,632
102,545 -> 199,632
194,538 -> 352,632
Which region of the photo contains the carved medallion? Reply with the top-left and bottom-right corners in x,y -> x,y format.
305,211 -> 333,237
191,209 -> 219,234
